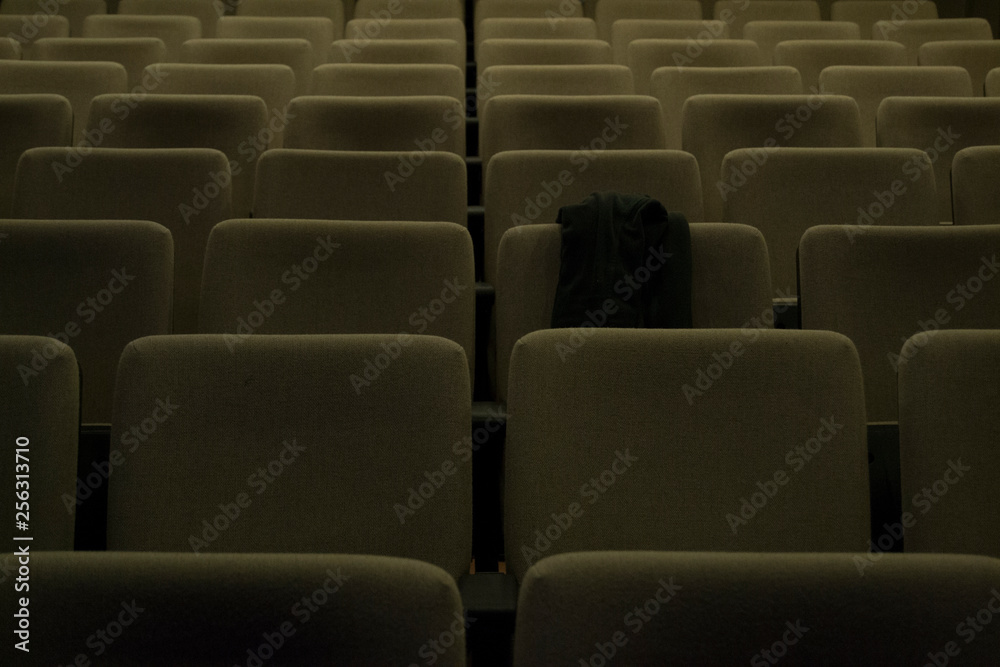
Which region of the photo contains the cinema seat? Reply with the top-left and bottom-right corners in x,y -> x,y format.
82,15 -> 201,61
0,336 -> 78,549
329,38 -> 464,72
13,147 -> 234,334
831,0 -> 938,40
951,145 -> 1000,225
628,39 -> 765,94
477,39 -> 612,73
919,41 -> 1000,96
180,38 -> 314,96
0,0 -> 105,36
798,224 -> 1000,422
513,551 -> 1000,664
595,0 -> 703,42
199,219 -> 475,383
10,552 -> 466,666
611,19 -> 730,65
0,94 -> 71,215
495,222 -> 771,401
106,334 -> 472,579
238,0 -> 346,27
284,95 -> 465,156
216,16 -> 337,66
356,0 -> 462,19
899,330 -> 1000,559
312,63 -> 465,99
504,328 -> 870,581
0,220 -> 172,424
31,37 -> 167,89
772,39 -> 906,92
118,0 -> 220,37
987,67 -> 1000,96
343,17 -> 465,44
743,20 -> 860,65
254,149 -> 467,226
713,0 -> 821,39
872,18 -> 992,65
478,65 -> 634,105
0,15 -> 69,54
476,18 -> 597,60
474,0 -> 583,26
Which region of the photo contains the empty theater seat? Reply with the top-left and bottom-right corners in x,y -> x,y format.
595,0 -> 703,42
831,0 -> 938,39
987,67 -> 1000,96
82,15 -> 201,62
31,36 -> 167,89
877,97 -> 1000,221
512,551 -> 1000,664
9,552 -> 466,666
743,20 -> 861,65
181,38 -> 314,96
682,94 -> 862,221
118,0 -> 220,37
199,219 -> 475,382
312,63 -> 465,99
0,336 -> 78,549
478,65 -> 635,105
0,0 -> 105,36
238,0 -> 346,27
722,147 -> 937,296
0,94 -> 71,215
919,41 -> 1000,96
873,17 -> 993,65
284,95 -> 465,155
475,0 -> 583,26
477,39 -> 612,73
0,16 -> 69,55
216,16 -> 337,66
329,38 -> 465,70
355,0 -> 462,19
628,39 -> 765,95
504,328 -> 870,581
13,147 -> 234,334
773,39 -> 906,92
650,66 -> 803,150
254,149 -> 467,226
343,17 -> 465,44
105,334 -> 472,579
86,93 -> 269,217
476,18 -> 597,60
495,222 -> 772,401
713,0 -> 821,39
0,220 -> 173,424
798,224 -> 1000,422
951,145 -> 1000,225
899,330 -> 1000,559
611,19 -> 731,66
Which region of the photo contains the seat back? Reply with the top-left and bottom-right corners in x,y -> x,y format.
31,36 -> 167,89
180,37 -> 314,96
831,0 -> 938,39
312,63 -> 465,99
952,145 -> 1000,225
237,0 -> 346,27
611,19 -> 730,65
873,17 -> 993,65
478,64 -> 634,105
0,15 -> 70,55
216,16 -> 337,66
0,37 -> 19,59
987,66 -> 1000,96
82,15 -> 201,61
118,0 -> 220,37
475,0 -> 583,26
0,94 -> 71,216
595,0 -> 702,42
356,0 -> 463,19
329,38 -> 465,70
478,38 -> 612,73
0,0 -> 105,36
713,0 -> 821,39
476,18 -> 597,60
919,41 -> 1000,96
343,16 -> 465,43
628,39 -> 765,94
743,20 -> 860,64
772,39 -> 906,91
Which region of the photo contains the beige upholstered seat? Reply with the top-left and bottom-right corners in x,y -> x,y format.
0,336 -> 78,549
118,0 -> 220,37
313,63 -> 465,99
628,39 -> 765,94
873,18 -> 992,65
0,60 -> 127,144
595,0 -> 702,42
31,37 -> 166,89
216,16 -> 337,66
13,147 -> 233,334
504,328 -> 870,581
0,0 -> 105,36
181,38 -> 314,96
10,552 -> 466,665
919,41 -> 1000,96
238,0 -> 346,26
650,66 -> 802,149
479,65 -> 634,105
0,37 -> 19,59
877,97 -> 1000,221
713,0 -> 821,39
343,16 -> 465,43
611,19 -> 730,65
356,0 -> 463,19
329,38 -> 465,71
987,67 -> 1000,96
952,145 -> 1000,225
106,334 -> 472,579
899,330 -> 1000,559
82,15 -> 201,62
682,94 -> 863,221
0,94 -> 71,215
0,15 -> 70,55
0,220 -> 173,423
722,147 -> 938,295
253,149 -> 467,226
284,95 -> 465,156
475,0 -> 583,26
86,93 -> 268,218
773,39 -> 906,91
743,20 -> 860,64
495,222 -> 771,401
831,0 -> 938,40
476,18 -> 597,60
478,39 -> 612,73
200,220 -> 475,382
513,551 -> 1000,662
798,224 -> 1000,422
821,66 -> 973,148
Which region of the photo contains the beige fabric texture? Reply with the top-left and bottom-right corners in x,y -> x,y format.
329,38 -> 465,71
919,40 -> 1000,96
478,39 -> 612,73
483,148 -> 703,283
0,0 -> 105,36
181,38 -> 314,96
899,330 -> 1000,559
595,0 -> 702,42
952,145 -> 1000,225
744,20 -> 860,65
107,334 -> 472,579
0,94 -> 71,216
0,16 -> 69,54
475,0 -> 583,26
12,147 -> 233,334
1,552 -> 466,665
343,17 -> 465,43
284,95 -> 466,156
682,93 -> 862,221
0,220 -> 173,423
118,0 -> 220,38
799,224 -> 1000,422
722,147 -> 938,294
82,15 -> 201,61
713,0 -> 821,39
199,219 -> 476,382
773,39 -> 906,91
504,328 -> 870,582
987,66 -> 1000,96
0,336 -> 78,549
651,66 -> 803,150
611,19 -> 731,65
254,148 -> 467,226
312,63 -> 465,99
0,60 -> 127,144
513,551 -> 1000,664
356,0 -> 463,19
478,65 -> 634,105
87,93 -> 268,218
217,16 -> 336,66
628,39 -> 765,94
238,0 -> 346,29
31,37 -> 166,89
876,97 -> 1000,221
476,18 -> 597,60
495,222 -> 772,401
821,66 -> 974,148
872,17 -> 993,64
832,0 -> 938,39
